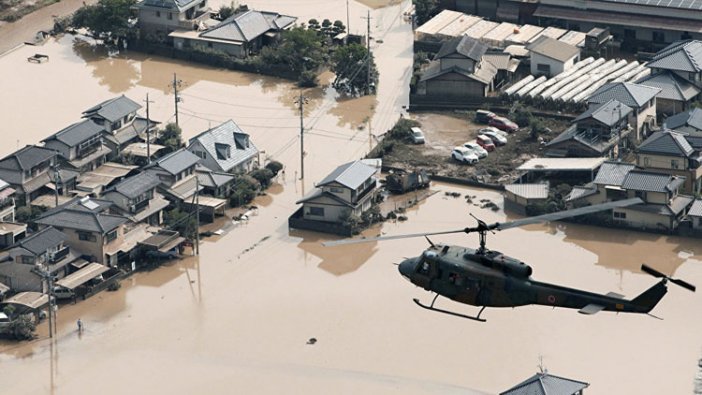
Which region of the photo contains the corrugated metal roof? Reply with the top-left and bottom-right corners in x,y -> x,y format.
505,183 -> 549,199
587,82 -> 661,108
415,9 -> 464,36
435,14 -> 482,37
464,19 -> 499,40
602,0 -> 702,10
593,161 -> 636,186
517,157 -> 606,171
637,130 -> 694,156
528,26 -> 567,44
318,161 -> 376,190
689,199 -> 702,216
44,119 -> 104,147
574,99 -> 632,127
187,120 -> 258,173
621,170 -> 684,193
83,95 -> 141,123
500,372 -> 589,395
566,185 -> 598,202
666,108 -> 702,131
55,262 -> 109,290
0,145 -> 56,172
637,71 -> 700,101
527,36 -> 580,63
435,35 -> 488,62
647,40 -> 702,72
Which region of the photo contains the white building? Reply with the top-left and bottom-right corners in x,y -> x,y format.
527,36 -> 580,77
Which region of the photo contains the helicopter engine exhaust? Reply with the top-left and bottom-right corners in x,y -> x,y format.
469,252 -> 533,278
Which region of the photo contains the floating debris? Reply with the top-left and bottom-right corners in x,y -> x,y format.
307,338 -> 317,345
398,215 -> 408,221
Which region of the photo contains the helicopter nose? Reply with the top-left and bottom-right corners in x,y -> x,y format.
398,258 -> 415,280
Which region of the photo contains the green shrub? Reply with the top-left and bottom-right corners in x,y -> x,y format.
249,168 -> 275,189
265,161 -> 283,176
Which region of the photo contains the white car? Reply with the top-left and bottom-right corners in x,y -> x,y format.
479,130 -> 508,146
478,126 -> 508,137
462,141 -> 488,158
410,127 -> 425,144
451,146 -> 479,164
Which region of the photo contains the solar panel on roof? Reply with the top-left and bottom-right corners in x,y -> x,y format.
601,0 -> 702,10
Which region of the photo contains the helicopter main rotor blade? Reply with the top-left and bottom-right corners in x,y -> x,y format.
641,264 -> 666,278
496,198 -> 643,231
322,229 -> 466,247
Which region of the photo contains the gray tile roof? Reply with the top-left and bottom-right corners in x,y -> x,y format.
545,124 -> 633,155
420,60 -> 496,85
689,199 -> 702,216
201,10 -> 296,43
14,227 -> 67,256
566,185 -> 598,202
500,372 -> 588,395
83,95 -> 141,123
587,82 -> 661,109
647,40 -> 702,73
195,167 -> 235,188
574,99 -> 633,127
526,36 -> 580,62
435,35 -> 487,61
686,135 -> 702,149
637,130 -> 694,156
505,183 -> 549,199
593,161 -> 636,186
43,119 -> 104,147
665,108 -> 702,132
621,170 -> 685,193
318,160 -> 376,190
150,148 -> 201,176
0,145 -> 56,172
108,172 -> 161,199
637,71 -> 700,101
187,120 -> 258,173
34,198 -> 127,233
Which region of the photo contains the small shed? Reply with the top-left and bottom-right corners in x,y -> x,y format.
504,183 -> 549,215
517,157 -> 606,183
527,36 -> 580,77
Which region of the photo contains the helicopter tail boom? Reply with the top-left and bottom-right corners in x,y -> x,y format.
630,280 -> 668,313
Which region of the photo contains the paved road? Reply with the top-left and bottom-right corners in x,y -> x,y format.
0,0 -> 95,55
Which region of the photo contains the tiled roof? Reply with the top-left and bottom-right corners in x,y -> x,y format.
574,99 -> 633,127
148,148 -> 201,176
500,372 -> 589,395
593,161 -> 636,186
637,130 -> 694,156
195,167 -> 235,188
647,40 -> 702,73
0,145 -> 56,172
318,161 -> 376,190
14,227 -> 67,256
34,197 -> 127,233
587,82 -> 661,109
526,36 -> 580,62
566,185 -> 598,202
107,172 -> 161,199
187,120 -> 258,173
665,108 -> 702,132
201,10 -> 296,43
621,170 -> 685,193
689,199 -> 702,216
435,35 -> 488,61
83,95 -> 141,123
43,119 -> 104,147
637,71 -> 700,101
420,60 -> 496,85
505,183 -> 549,199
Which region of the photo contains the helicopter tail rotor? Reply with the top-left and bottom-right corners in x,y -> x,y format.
641,264 -> 696,292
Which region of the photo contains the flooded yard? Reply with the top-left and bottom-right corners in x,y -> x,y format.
0,1 -> 701,394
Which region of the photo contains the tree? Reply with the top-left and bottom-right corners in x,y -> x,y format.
265,160 -> 283,176
260,27 -> 324,74
332,20 -> 346,36
164,208 -> 196,240
158,123 -> 183,152
331,43 -> 378,96
72,0 -> 136,41
308,18 -> 320,31
321,19 -> 332,36
249,168 -> 274,189
413,0 -> 438,25
218,2 -> 237,20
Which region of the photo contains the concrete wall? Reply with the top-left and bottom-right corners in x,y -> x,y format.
174,37 -> 246,58
425,73 -> 487,97
302,202 -> 348,222
322,185 -> 352,203
43,140 -> 72,160
614,207 -> 673,230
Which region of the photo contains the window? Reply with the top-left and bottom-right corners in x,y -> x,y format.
78,231 -> 97,242
155,11 -> 161,17
207,42 -> 213,48
671,159 -> 680,169
652,31 -> 665,43
624,29 -> 636,39
329,187 -> 343,194
635,190 -> 645,200
21,256 -> 34,264
536,63 -> 551,74
308,207 -> 324,216
613,211 -> 627,219
167,12 -> 173,20
106,230 -> 118,243
643,157 -> 650,167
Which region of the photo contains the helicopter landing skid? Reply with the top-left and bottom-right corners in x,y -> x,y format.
413,296 -> 487,322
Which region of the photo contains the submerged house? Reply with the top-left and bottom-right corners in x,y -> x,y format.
187,120 -> 259,174
0,145 -> 57,206
135,0 -> 211,41
170,10 -> 297,58
545,99 -> 633,158
102,172 -> 169,226
290,161 -> 378,236
42,119 -> 109,173
635,130 -> 702,195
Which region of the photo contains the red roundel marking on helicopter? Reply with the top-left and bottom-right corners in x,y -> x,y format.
547,295 -> 556,304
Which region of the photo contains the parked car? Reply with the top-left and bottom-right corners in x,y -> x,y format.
410,127 -> 425,144
478,126 -> 508,137
489,116 -> 519,133
451,146 -> 479,164
479,130 -> 507,146
462,141 -> 488,158
53,286 -> 75,300
476,135 -> 496,152
475,110 -> 496,124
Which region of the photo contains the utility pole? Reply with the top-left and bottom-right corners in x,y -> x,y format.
346,0 -> 350,39
170,73 -> 183,127
144,93 -> 154,164
52,165 -> 61,207
44,268 -> 55,338
295,92 -> 308,180
195,176 -> 200,255
363,10 -> 372,95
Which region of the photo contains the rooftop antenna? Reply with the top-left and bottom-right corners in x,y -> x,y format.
538,355 -> 547,375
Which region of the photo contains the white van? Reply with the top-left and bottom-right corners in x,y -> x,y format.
53,286 -> 75,300
410,127 -> 425,144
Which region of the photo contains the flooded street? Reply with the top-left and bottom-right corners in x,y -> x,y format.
1,0 -> 702,394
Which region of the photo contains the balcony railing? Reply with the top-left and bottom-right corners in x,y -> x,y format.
131,199 -> 150,213
49,246 -> 70,263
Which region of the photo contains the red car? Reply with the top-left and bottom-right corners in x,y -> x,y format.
489,116 -> 519,133
476,135 -> 496,152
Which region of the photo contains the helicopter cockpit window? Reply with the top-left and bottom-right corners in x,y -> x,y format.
419,261 -> 430,275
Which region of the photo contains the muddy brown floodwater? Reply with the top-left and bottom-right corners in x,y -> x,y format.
1,1 -> 701,394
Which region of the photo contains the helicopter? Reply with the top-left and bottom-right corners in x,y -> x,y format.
323,198 -> 696,322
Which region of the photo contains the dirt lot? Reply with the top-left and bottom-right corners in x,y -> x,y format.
380,111 -> 571,184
